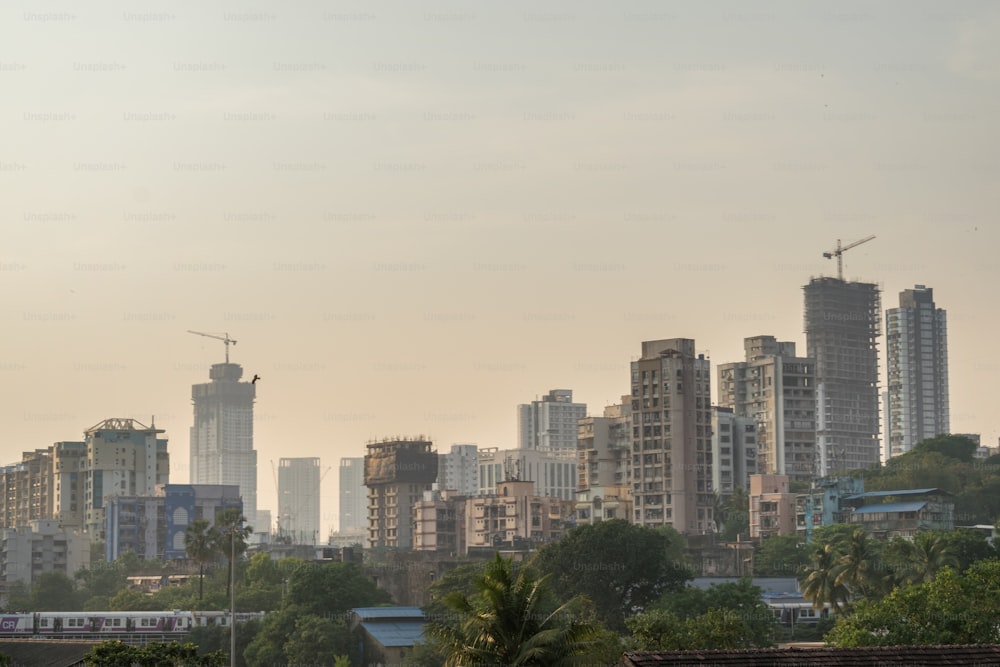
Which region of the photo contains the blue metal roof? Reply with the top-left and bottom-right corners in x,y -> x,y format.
352,607 -> 424,620
359,621 -> 427,648
844,488 -> 944,500
852,501 -> 927,514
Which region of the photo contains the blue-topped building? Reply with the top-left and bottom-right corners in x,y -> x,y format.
795,476 -> 864,542
842,488 -> 954,539
106,484 -> 242,561
350,607 -> 426,667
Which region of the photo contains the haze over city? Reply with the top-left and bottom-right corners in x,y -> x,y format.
2,0 -> 998,534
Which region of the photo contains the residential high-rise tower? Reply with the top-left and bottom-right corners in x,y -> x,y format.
517,389 -> 587,454
277,457 -> 321,545
189,362 -> 257,529
629,338 -> 713,534
804,278 -> 881,475
886,285 -> 949,458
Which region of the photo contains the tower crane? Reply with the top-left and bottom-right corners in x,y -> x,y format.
823,235 -> 875,280
187,330 -> 237,363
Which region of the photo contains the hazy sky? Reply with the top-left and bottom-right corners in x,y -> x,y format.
2,1 -> 998,535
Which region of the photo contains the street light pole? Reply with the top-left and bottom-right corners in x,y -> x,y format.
230,523 -> 237,667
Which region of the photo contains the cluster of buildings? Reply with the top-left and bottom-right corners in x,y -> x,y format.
0,357 -> 328,592
333,279 -> 975,557
0,277 -> 974,593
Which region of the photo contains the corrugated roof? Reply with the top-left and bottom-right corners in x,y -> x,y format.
844,488 -> 945,500
351,606 -> 425,620
852,501 -> 928,514
620,644 -> 1000,666
359,620 -> 427,648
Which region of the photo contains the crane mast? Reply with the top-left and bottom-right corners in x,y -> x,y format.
187,330 -> 238,363
822,235 -> 875,280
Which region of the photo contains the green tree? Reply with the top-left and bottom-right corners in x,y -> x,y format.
75,560 -> 127,609
3,580 -> 32,612
938,528 -> 997,571
753,535 -> 808,577
214,509 -> 252,599
426,553 -> 601,666
640,579 -> 778,649
185,519 -> 219,601
834,529 -> 887,601
283,615 -> 352,666
244,560 -> 390,667
83,640 -> 226,666
827,560 -> 1000,646
32,571 -> 81,611
530,520 -> 692,631
903,531 -> 960,585
720,487 -> 749,541
799,543 -> 849,612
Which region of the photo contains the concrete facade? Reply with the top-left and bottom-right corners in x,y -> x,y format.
277,457 -> 321,545
364,439 -> 438,549
52,418 -> 169,538
437,444 -> 479,495
711,407 -> 758,497
517,389 -> 587,454
477,448 -> 577,501
189,362 -> 257,530
630,338 -> 714,534
886,285 -> 950,459
804,278 -> 882,475
339,457 -> 367,533
749,474 -> 796,539
1,519 -> 90,585
718,336 -> 816,484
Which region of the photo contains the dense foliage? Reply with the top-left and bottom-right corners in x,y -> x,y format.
529,520 -> 692,631
83,640 -> 225,666
423,553 -> 607,666
827,559 -> 1000,646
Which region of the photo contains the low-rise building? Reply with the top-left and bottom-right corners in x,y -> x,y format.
843,488 -> 954,539
795,476 -> 865,542
749,474 -> 796,539
105,484 -> 242,561
1,519 -> 90,585
413,488 -> 466,555
466,480 -> 570,552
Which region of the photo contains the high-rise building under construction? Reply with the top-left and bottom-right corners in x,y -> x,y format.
804,277 -> 881,475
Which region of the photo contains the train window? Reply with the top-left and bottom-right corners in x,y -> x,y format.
112,619 -> 122,627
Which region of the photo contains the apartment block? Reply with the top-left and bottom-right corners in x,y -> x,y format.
517,389 -> 587,454
365,439 -> 438,549
0,450 -> 52,530
465,480 -> 570,552
711,407 -> 757,497
749,474 -> 796,539
718,336 -> 816,484
477,449 -> 576,501
278,457 -> 321,545
339,457 -> 367,533
804,278 -> 881,475
630,338 -> 714,534
1,519 -> 91,585
437,444 -> 479,495
886,285 -> 950,458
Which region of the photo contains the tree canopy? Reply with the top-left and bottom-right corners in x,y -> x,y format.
529,520 -> 692,631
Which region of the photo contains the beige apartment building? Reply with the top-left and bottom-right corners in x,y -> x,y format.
630,338 -> 714,535
718,336 -> 816,484
749,474 -> 797,539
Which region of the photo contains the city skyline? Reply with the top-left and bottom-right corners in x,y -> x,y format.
3,1 -> 998,535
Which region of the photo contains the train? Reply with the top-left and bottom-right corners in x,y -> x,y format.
0,610 -> 265,638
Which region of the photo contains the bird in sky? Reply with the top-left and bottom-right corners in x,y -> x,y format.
252,374 -> 260,384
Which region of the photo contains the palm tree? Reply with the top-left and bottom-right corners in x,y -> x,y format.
835,529 -> 886,602
800,543 -> 849,613
214,508 -> 253,599
427,552 -> 600,666
905,531 -> 959,584
184,519 -> 218,601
